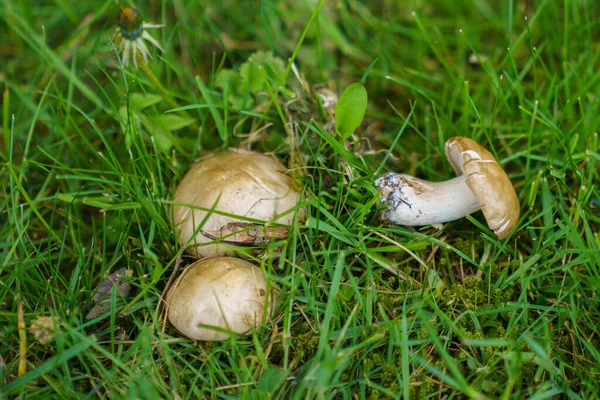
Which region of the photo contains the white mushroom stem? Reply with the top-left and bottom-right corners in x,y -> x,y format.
375,172 -> 481,226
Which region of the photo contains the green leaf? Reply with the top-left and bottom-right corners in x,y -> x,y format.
240,50 -> 286,93
335,82 -> 367,140
152,115 -> 195,132
427,268 -> 446,296
136,115 -> 174,154
128,93 -> 163,111
215,69 -> 241,90
255,367 -> 289,394
215,69 -> 247,107
140,122 -> 175,154
144,114 -> 194,154
152,130 -> 177,153
240,60 -> 265,93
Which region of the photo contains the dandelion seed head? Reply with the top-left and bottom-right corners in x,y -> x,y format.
118,7 -> 143,39
113,6 -> 164,68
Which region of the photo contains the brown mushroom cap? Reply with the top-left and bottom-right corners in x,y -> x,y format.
166,257 -> 276,341
445,137 -> 520,239
172,150 -> 302,258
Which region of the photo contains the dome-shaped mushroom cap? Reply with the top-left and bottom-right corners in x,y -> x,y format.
445,137 -> 520,239
166,257 -> 276,341
172,150 -> 302,258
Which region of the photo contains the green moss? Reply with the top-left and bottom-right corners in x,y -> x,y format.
458,277 -> 486,310
452,237 -> 483,259
478,378 -> 500,394
384,382 -> 400,397
553,328 -> 571,350
519,362 -> 537,384
197,341 -> 214,353
379,363 -> 397,383
493,285 -> 518,304
374,276 -> 405,313
376,292 -> 404,311
436,272 -> 520,317
268,321 -> 321,365
489,259 -> 520,277
339,371 -> 350,383
269,340 -> 284,365
356,349 -> 406,397
416,317 -> 440,340
364,352 -> 385,370
436,276 -> 486,311
409,375 -> 439,398
293,331 -> 320,360
495,323 -> 506,338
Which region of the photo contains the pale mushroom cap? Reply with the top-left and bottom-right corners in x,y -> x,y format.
166,257 -> 276,341
445,137 -> 520,239
172,150 -> 301,257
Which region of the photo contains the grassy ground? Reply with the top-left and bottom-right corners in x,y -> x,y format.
1,0 -> 599,398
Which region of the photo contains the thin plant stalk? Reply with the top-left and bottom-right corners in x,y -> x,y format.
135,51 -> 180,111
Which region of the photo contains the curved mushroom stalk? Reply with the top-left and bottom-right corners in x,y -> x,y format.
374,136 -> 520,240
375,172 -> 481,226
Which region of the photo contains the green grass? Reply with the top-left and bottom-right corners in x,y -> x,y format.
1,0 -> 599,398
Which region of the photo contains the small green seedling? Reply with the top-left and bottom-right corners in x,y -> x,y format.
216,50 -> 286,108
335,82 -> 367,141
119,92 -> 194,154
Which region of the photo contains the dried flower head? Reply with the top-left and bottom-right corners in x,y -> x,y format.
30,316 -> 59,345
113,6 -> 164,68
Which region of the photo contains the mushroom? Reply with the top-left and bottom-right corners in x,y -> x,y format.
172,149 -> 302,258
374,136 -> 520,239
166,257 -> 276,341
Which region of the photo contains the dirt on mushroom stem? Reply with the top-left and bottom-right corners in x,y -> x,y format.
374,136 -> 520,239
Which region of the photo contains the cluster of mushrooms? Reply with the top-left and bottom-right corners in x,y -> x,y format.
166,150 -> 301,340
166,138 -> 519,341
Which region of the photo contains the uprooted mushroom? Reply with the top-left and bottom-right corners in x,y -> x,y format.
375,136 -> 520,239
